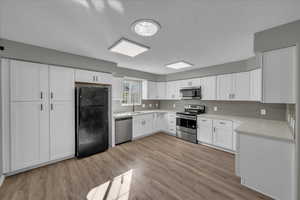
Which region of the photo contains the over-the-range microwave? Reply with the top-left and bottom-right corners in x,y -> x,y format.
179,87 -> 201,100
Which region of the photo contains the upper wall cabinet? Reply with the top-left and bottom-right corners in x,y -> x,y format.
10,60 -> 49,102
217,72 -> 250,101
75,69 -> 113,85
199,76 -> 216,100
179,78 -> 201,88
166,81 -> 181,100
157,82 -> 166,99
112,77 -> 123,101
142,80 -> 158,100
262,46 -> 296,103
250,68 -> 262,101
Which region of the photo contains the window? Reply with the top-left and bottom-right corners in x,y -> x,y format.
122,79 -> 142,106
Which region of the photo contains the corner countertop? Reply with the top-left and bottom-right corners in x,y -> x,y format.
113,110 -> 176,119
198,114 -> 294,142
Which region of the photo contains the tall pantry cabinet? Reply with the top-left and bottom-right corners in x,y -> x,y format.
9,60 -> 75,171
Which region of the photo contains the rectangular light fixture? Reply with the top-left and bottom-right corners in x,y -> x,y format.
108,38 -> 150,57
165,61 -> 193,69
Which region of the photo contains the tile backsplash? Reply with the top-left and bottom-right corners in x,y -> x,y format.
160,100 -> 287,121
112,100 -> 160,113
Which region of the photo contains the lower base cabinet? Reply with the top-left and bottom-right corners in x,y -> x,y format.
197,117 -> 235,152
133,114 -> 154,139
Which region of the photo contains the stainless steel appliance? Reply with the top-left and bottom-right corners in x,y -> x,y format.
176,105 -> 205,143
75,84 -> 110,158
180,87 -> 201,100
115,117 -> 132,145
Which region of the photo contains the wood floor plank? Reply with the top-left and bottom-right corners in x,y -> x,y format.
0,133 -> 272,200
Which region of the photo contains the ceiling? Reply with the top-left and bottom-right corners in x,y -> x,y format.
1,0 -> 300,74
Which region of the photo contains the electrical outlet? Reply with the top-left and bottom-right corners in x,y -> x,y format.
213,106 -> 218,111
142,104 -> 145,108
173,104 -> 176,108
155,103 -> 158,108
149,104 -> 152,108
260,109 -> 266,115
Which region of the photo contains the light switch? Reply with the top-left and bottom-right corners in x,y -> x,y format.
173,104 -> 176,108
213,106 -> 218,111
260,109 -> 266,115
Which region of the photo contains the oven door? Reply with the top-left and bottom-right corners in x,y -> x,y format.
180,88 -> 201,99
176,115 -> 197,130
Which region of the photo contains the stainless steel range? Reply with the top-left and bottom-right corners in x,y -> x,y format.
176,105 -> 205,143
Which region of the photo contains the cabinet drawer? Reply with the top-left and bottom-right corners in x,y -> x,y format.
213,119 -> 233,129
197,118 -> 212,127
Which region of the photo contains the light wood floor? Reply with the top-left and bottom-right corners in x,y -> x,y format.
0,133 -> 272,200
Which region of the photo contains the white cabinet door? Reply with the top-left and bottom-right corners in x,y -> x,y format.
133,114 -> 153,138
148,81 -> 158,99
262,46 -> 296,103
75,69 -> 95,83
11,102 -> 49,171
197,118 -> 213,144
10,60 -> 48,102
213,120 -> 233,150
213,128 -> 233,150
217,74 -> 233,100
166,81 -> 175,99
49,66 -> 74,101
112,77 -> 123,100
250,68 -> 262,101
142,80 -> 157,99
199,76 -> 216,100
233,71 -> 250,101
157,82 -> 166,99
95,72 -> 113,85
154,113 -> 168,132
50,101 -> 75,160
180,78 -> 200,88
167,112 -> 176,135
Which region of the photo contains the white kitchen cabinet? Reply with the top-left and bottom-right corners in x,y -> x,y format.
167,112 -> 176,135
199,76 -> 216,100
11,102 -> 50,171
217,72 -> 250,101
262,46 -> 296,103
197,118 -> 213,144
112,77 -> 123,100
250,68 -> 262,101
153,112 -> 168,132
49,66 -> 75,160
166,81 -> 181,100
133,114 -> 154,139
75,69 -> 113,85
217,74 -> 232,100
142,80 -> 157,100
9,60 -> 75,172
213,120 -> 233,150
180,78 -> 200,88
49,66 -> 74,101
157,82 -> 166,99
234,71 -> 250,101
10,60 -> 48,102
50,102 -> 74,160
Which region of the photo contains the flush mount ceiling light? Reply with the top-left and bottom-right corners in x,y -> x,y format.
165,61 -> 193,69
108,38 -> 150,57
132,19 -> 161,37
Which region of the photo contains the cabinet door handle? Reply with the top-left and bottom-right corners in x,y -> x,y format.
51,104 -> 54,110
40,92 -> 43,99
96,76 -> 98,82
201,119 -> 207,122
219,122 -> 226,125
93,76 -> 95,81
50,92 -> 54,99
40,104 -> 43,111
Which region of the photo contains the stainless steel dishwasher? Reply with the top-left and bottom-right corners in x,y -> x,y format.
115,117 -> 132,145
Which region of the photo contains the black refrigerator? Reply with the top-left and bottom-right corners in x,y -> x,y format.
75,85 -> 109,158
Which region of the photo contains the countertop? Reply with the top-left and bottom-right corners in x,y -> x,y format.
113,110 -> 176,119
198,114 -> 294,142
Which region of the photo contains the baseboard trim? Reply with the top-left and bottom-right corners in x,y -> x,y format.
6,155 -> 74,176
0,175 -> 5,187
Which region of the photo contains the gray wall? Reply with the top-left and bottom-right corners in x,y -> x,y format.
160,100 -> 287,121
0,39 -> 159,81
254,19 -> 300,200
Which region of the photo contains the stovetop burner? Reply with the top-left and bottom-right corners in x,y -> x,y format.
176,104 -> 205,116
